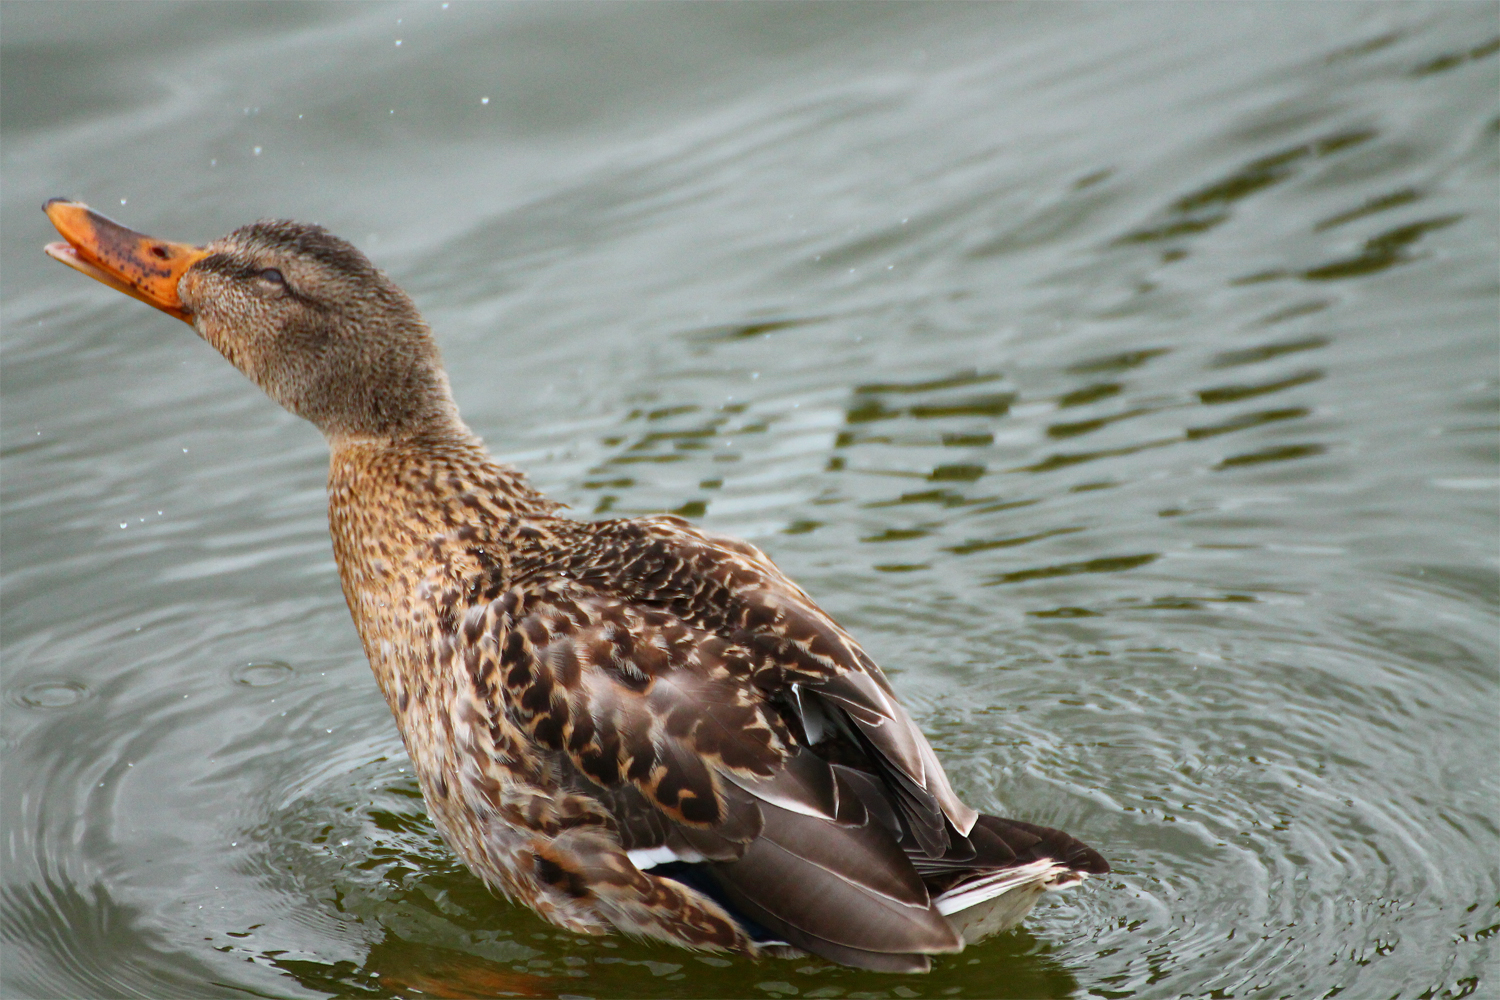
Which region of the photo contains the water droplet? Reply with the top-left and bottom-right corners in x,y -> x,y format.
253,146 -> 262,156
481,96 -> 490,105
15,680 -> 87,710
119,198 -> 127,205
231,661 -> 293,688
395,39 -> 402,47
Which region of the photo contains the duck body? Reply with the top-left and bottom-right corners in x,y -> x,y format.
44,200 -> 1108,972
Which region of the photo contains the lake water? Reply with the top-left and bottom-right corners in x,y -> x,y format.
2,4 -> 1496,998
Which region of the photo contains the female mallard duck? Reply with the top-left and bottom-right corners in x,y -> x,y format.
43,199 -> 1108,973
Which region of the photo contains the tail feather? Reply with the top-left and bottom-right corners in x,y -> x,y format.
922,813 -> 1110,943
644,752 -> 1110,967
933,858 -> 1066,915
969,814 -> 1111,875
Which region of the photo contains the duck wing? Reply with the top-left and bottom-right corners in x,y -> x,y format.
486,573 -> 963,966
552,514 -> 978,857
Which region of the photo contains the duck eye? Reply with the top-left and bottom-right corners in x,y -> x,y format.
259,268 -> 286,286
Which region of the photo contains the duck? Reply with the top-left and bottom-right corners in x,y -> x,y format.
42,199 -> 1108,973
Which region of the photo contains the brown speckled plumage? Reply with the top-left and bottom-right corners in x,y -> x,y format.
44,203 -> 1109,973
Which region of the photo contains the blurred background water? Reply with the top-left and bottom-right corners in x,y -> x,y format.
2,3 -> 1496,998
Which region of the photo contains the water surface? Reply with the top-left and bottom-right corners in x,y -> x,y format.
2,4 -> 1496,998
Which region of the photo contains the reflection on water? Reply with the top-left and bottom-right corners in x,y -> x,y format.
3,3 -> 1496,999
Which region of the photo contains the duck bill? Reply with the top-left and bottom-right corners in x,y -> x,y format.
43,199 -> 209,323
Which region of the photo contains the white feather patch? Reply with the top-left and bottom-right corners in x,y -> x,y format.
934,859 -> 1077,915
627,845 -> 704,870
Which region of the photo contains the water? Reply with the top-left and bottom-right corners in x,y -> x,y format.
2,4 -> 1496,998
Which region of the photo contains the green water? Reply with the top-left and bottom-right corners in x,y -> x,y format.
3,4 -> 1496,998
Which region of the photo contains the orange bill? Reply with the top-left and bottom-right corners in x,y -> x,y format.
43,199 -> 210,323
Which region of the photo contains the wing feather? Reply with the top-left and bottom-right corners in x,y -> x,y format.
562,517 -> 978,851
493,583 -> 789,833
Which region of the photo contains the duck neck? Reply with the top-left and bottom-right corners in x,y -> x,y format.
324,425 -> 560,667
326,425 -> 555,523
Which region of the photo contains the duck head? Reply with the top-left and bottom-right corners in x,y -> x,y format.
43,199 -> 465,443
